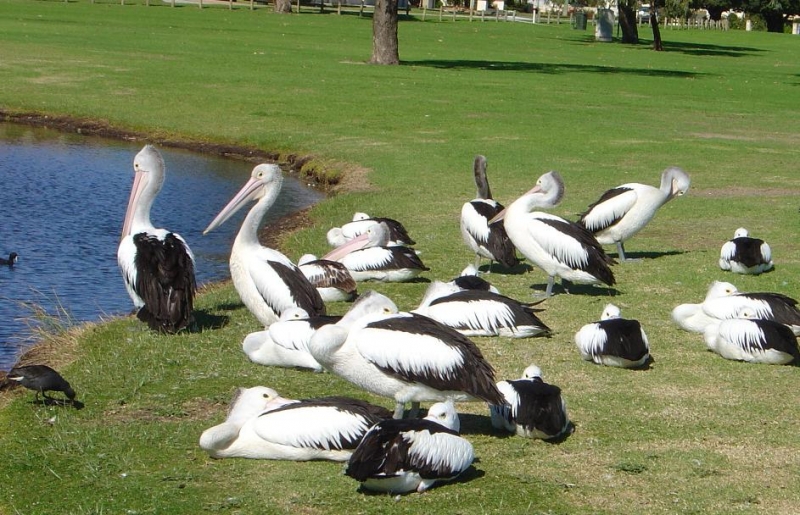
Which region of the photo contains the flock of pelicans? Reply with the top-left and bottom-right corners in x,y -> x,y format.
6,145 -> 798,495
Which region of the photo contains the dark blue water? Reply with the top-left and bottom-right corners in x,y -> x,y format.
0,123 -> 324,371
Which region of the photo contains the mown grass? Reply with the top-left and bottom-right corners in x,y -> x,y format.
1,1 -> 799,513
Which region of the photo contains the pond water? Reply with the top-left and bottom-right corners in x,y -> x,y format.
0,123 -> 324,371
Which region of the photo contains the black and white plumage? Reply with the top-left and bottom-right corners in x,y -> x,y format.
673,281 -> 800,336
489,365 -> 570,440
460,155 -> 519,271
308,292 -> 505,419
117,145 -> 196,333
0,252 -> 18,266
448,264 -> 500,294
577,167 -> 691,261
323,222 -> 429,283
242,308 -> 341,371
414,281 -> 551,338
345,401 -> 474,494
327,212 -> 415,248
199,386 -> 393,461
491,171 -> 616,297
574,304 -> 650,368
204,164 -> 325,327
703,311 -> 800,365
7,365 -> 76,404
298,254 -> 358,302
719,228 -> 773,275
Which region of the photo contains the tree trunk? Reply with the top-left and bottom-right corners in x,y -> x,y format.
650,4 -> 663,51
371,0 -> 400,65
763,11 -> 785,32
274,0 -> 292,13
617,2 -> 639,44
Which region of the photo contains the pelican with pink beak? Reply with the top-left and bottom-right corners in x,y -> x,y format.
204,164 -> 325,327
117,145 -> 196,333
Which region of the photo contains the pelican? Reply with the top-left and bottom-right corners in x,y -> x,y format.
308,292 -> 505,419
491,171 -> 616,297
117,145 -> 196,333
574,304 -> 651,368
242,308 -> 341,371
322,222 -> 429,283
719,228 -> 773,275
297,254 -> 358,302
489,364 -> 571,440
460,155 -> 519,272
203,164 -> 325,327
0,252 -> 18,266
448,264 -> 500,294
577,166 -> 691,261
345,401 -> 474,494
327,212 -> 415,247
703,310 -> 800,365
672,281 -> 800,336
7,365 -> 76,405
199,387 -> 392,461
414,281 -> 551,339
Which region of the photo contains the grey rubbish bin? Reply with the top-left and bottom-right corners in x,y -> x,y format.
595,8 -> 614,41
573,11 -> 587,30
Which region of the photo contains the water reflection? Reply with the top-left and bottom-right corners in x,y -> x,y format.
0,123 -> 324,370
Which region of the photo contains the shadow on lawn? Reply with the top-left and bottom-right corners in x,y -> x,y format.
402,59 -> 701,78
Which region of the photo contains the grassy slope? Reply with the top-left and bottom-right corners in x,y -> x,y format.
1,1 -> 799,513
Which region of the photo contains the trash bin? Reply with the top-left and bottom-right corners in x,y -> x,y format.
573,11 -> 587,30
595,8 -> 614,41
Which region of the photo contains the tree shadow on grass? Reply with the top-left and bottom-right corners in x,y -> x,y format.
570,35 -> 764,58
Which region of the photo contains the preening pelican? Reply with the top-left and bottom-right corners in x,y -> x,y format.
0,252 -> 18,266
414,281 -> 551,338
577,166 -> 691,261
719,228 -> 773,275
308,292 -> 505,419
489,364 -> 571,440
199,387 -> 392,461
118,145 -> 196,333
327,212 -> 415,247
460,155 -> 519,271
491,171 -> 616,297
345,401 -> 474,494
703,311 -> 800,365
298,254 -> 358,302
575,304 -> 650,368
448,264 -> 500,294
323,222 -> 429,283
204,164 -> 325,326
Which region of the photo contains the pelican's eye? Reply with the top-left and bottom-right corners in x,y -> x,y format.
263,393 -> 270,399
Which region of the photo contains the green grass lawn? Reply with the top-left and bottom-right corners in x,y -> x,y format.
1,1 -> 799,513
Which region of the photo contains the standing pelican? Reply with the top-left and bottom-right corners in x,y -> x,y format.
204,164 -> 325,327
491,171 -> 615,297
345,401 -> 474,494
117,145 -> 196,333
460,155 -> 519,272
719,228 -> 773,275
574,304 -> 651,368
577,167 -> 691,261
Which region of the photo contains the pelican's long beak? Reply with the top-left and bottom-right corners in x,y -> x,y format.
121,169 -> 146,240
321,231 -> 370,261
204,177 -> 264,235
488,208 -> 506,225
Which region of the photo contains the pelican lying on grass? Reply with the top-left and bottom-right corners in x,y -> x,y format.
719,228 -> 773,275
703,310 -> 800,365
448,264 -> 500,294
327,212 -> 415,247
298,254 -> 358,302
575,304 -> 651,368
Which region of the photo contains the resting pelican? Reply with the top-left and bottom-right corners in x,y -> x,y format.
414,281 -> 551,338
460,155 -> 519,272
204,164 -> 325,327
327,212 -> 415,247
577,166 -> 691,261
323,222 -> 429,283
199,387 -> 392,461
297,254 -> 358,302
308,292 -> 505,419
117,145 -> 196,333
719,228 -> 773,275
0,252 -> 18,266
703,310 -> 800,365
491,171 -> 616,297
574,304 -> 651,368
448,264 -> 500,294
345,401 -> 474,494
489,364 -> 571,440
